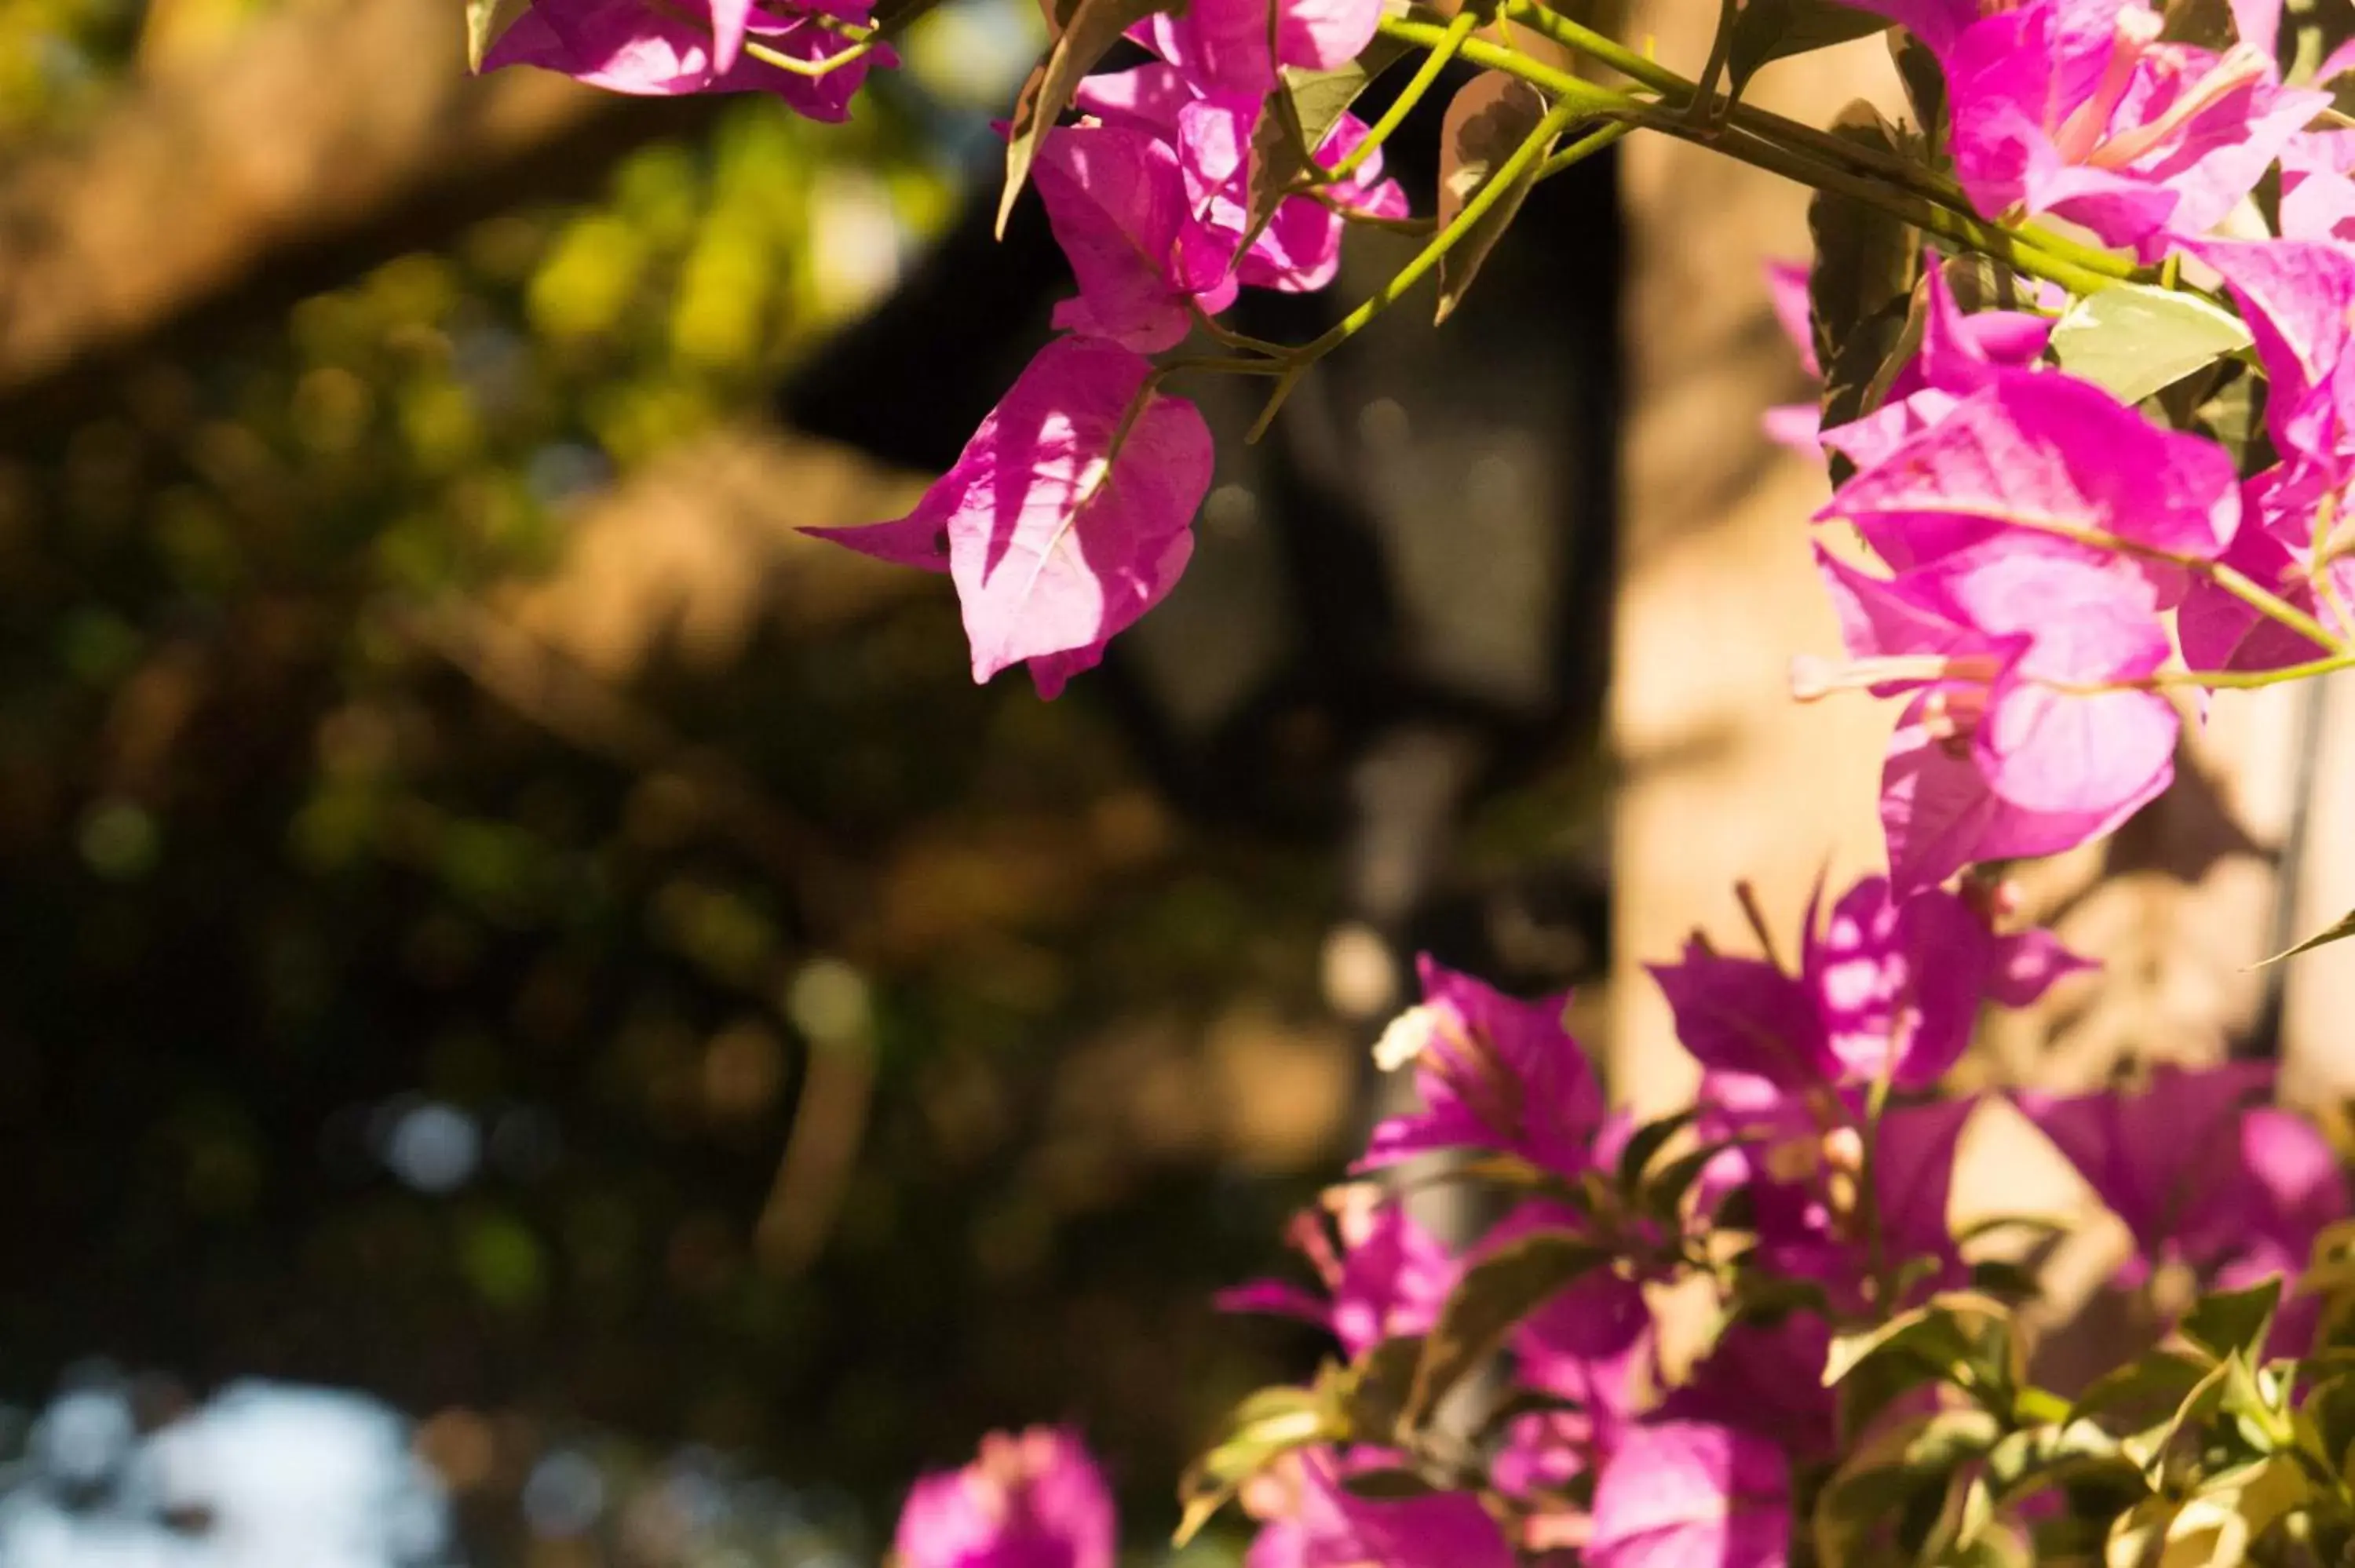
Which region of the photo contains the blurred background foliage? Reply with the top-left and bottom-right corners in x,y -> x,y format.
0,1 -> 1615,1563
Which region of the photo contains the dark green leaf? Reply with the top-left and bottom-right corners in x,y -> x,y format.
1336,1467 -> 1440,1500
2072,1351 -> 2213,1428
1433,71 -> 1559,324
1404,1229 -> 1609,1428
1727,0 -> 1892,97
1807,100 -> 1919,363
1643,1140 -> 1736,1220
1813,1407 -> 2002,1568
1823,1293 -> 2010,1390
1984,1423 -> 2142,1512
1888,24 -> 1946,139
1970,1257 -> 2046,1304
1616,1107 -> 1696,1191
2182,1278 -> 2284,1363
1336,1333 -> 1427,1441
998,0 -> 1185,236
2126,1359 -> 2232,1486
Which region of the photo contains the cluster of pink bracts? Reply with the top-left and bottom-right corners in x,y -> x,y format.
476,1 -> 2355,1561
886,872 -> 2349,1568
483,0 -> 2355,887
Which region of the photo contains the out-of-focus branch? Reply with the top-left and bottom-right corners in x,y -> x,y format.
0,0 -> 706,423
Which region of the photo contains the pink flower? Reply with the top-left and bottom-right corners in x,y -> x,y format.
1586,1420 -> 1791,1568
1141,0 -> 1383,102
1034,121 -> 1240,352
1904,1 -> 2324,259
1651,875 -> 2088,1095
1661,1316 -> 1837,1461
1073,64 -> 1408,296
1816,267 -> 2054,476
1820,369 -> 2240,578
1355,956 -> 1606,1178
2173,241 -> 2355,674
1216,1194 -> 1459,1357
807,337 -> 1212,698
894,1428 -> 1115,1568
484,0 -> 887,120
2193,239 -> 2355,472
2178,463 -> 2355,673
1801,538 -> 2179,892
1246,1449 -> 1513,1568
2021,1064 -> 2346,1348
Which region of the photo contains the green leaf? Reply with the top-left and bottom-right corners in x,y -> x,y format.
1824,1293 -> 2011,1390
1726,0 -> 1893,97
1616,1107 -> 1697,1191
1404,1228 -> 1609,1428
1433,71 -> 1559,324
2156,1455 -> 2310,1566
2106,1495 -> 2181,1568
1888,26 -> 1946,140
1335,1467 -> 1440,1500
465,0 -> 531,71
2050,283 -> 2255,406
2182,1278 -> 2284,1364
2123,1359 -> 2232,1485
1812,1407 -> 2002,1568
2071,1351 -> 2214,1428
1984,1423 -> 2143,1513
1173,1383 -> 1332,1544
1334,1333 -> 1426,1441
998,0 -> 1185,237
1243,40 -> 1415,240
1642,1140 -> 1736,1220
2255,906 -> 2355,967
1969,1257 -> 2046,1305
1809,100 -> 1921,414
1288,37 -> 1414,151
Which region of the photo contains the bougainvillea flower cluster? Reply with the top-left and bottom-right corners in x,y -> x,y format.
498,0 -> 2355,1557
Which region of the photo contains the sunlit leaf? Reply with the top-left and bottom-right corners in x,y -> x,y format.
2050,283 -> 2255,407
1433,71 -> 1557,324
1404,1228 -> 1608,1428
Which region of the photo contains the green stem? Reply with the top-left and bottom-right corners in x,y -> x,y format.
1325,9 -> 1478,184
1381,20 -> 2122,296
1495,2 -> 2140,286
1536,119 -> 1633,181
1634,107 -> 2123,297
2065,651 -> 2355,693
1243,93 -> 1599,440
744,35 -> 876,76
2209,559 -> 2350,655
